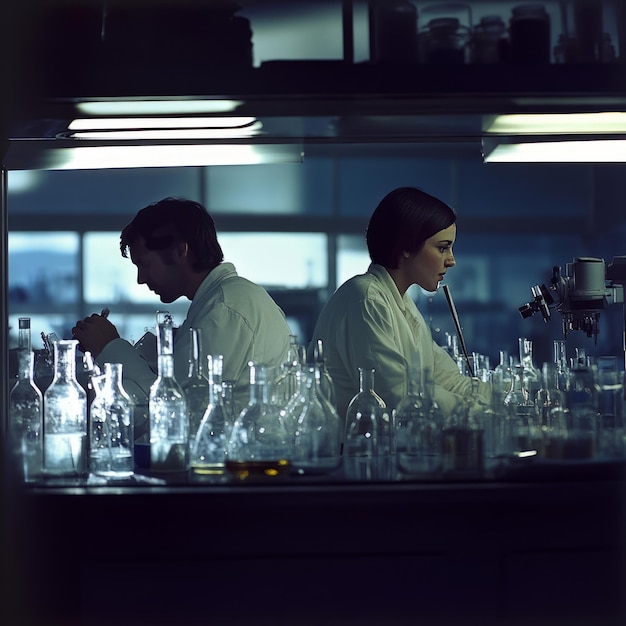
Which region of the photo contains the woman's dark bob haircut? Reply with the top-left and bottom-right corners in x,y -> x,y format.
120,197 -> 224,272
366,187 -> 456,269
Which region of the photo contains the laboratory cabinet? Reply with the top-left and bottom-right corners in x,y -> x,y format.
2,473 -> 625,626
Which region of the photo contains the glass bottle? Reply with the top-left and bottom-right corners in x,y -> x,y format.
221,379 -> 237,431
181,327 -> 211,442
565,363 -> 598,459
312,339 -> 336,410
509,3 -> 551,64
535,363 -> 568,459
343,368 -> 391,480
519,337 -> 541,397
503,364 -> 538,457
226,361 -> 292,480
395,362 -> 443,478
272,334 -> 302,408
553,339 -> 571,392
191,354 -> 229,478
9,348 -> 43,483
18,317 -> 31,352
595,356 -> 623,458
90,363 -> 134,479
286,367 -> 342,475
150,311 -> 189,473
443,377 -> 485,476
43,339 -> 88,478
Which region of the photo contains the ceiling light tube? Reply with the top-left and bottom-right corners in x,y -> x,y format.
485,112 -> 626,134
483,137 -> 626,163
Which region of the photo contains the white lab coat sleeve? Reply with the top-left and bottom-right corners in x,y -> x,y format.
432,341 -> 492,413
96,338 -> 157,401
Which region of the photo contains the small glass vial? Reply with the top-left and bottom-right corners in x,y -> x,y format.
43,339 -> 88,478
150,312 -> 189,472
9,348 -> 43,482
90,363 -> 134,479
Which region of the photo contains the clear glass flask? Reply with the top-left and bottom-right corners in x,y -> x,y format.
395,364 -> 443,478
272,334 -> 303,409
312,338 -> 337,410
286,367 -> 342,475
90,363 -> 134,479
344,368 -> 391,480
191,354 -> 229,478
226,361 -> 291,480
443,378 -> 485,476
9,348 -> 43,482
503,364 -> 539,457
43,339 -> 88,478
150,311 -> 189,472
181,327 -> 211,442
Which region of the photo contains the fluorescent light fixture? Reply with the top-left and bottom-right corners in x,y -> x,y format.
68,117 -> 257,130
486,112 -> 626,134
66,117 -> 262,140
50,144 -> 303,169
76,99 -> 244,116
483,138 -> 626,163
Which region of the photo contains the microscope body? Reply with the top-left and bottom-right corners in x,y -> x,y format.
519,256 -> 626,339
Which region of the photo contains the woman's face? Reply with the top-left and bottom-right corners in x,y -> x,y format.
405,223 -> 457,292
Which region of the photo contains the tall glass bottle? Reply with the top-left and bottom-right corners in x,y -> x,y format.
312,339 -> 336,410
535,363 -> 568,459
181,327 -> 211,442
344,367 -> 391,480
272,334 -> 302,408
226,361 -> 292,479
150,311 -> 189,472
43,339 -> 88,478
503,364 -> 538,457
9,347 -> 43,482
191,354 -> 229,478
519,337 -> 541,397
221,379 -> 237,430
90,363 -> 134,479
443,377 -> 485,476
565,363 -> 598,459
395,362 -> 443,478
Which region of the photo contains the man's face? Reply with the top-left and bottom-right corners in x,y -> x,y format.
129,236 -> 186,303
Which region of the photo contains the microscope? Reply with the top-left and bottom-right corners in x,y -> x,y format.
519,256 -> 626,342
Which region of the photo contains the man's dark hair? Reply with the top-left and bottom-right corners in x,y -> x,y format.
120,197 -> 224,272
366,187 -> 457,269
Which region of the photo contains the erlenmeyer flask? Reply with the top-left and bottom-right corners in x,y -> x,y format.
286,367 -> 341,474
191,354 -> 229,478
226,362 -> 292,480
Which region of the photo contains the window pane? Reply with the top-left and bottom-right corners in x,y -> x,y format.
337,234 -> 369,287
83,233 -> 161,304
219,233 -> 327,288
9,232 -> 79,308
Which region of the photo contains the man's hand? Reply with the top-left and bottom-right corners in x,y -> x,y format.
72,313 -> 120,357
